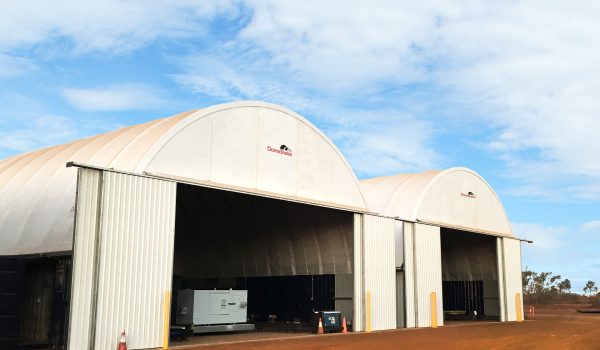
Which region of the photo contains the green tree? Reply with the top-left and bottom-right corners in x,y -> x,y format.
557,279 -> 571,293
583,281 -> 598,295
522,268 -> 578,303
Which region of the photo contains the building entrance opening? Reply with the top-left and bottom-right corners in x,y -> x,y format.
441,229 -> 500,322
170,183 -> 355,344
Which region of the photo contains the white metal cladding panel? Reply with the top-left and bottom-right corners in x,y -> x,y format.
363,214 -> 396,331
68,168 -> 101,350
353,214 -> 363,332
94,171 -> 176,350
502,238 -> 523,322
413,223 -> 443,327
496,237 -> 506,322
403,222 -> 415,328
394,221 -> 404,268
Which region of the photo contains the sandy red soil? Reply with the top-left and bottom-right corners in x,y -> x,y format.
173,305 -> 600,350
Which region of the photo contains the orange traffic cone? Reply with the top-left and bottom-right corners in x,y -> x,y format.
117,330 -> 127,350
317,317 -> 324,334
342,317 -> 348,333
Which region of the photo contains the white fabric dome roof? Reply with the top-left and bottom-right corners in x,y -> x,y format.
0,101 -> 367,255
360,167 -> 513,237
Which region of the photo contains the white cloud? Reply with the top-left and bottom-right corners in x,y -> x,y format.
62,84 -> 166,111
2,1 -> 600,198
436,5 -> 600,197
220,1 -> 600,199
516,221 -> 600,291
0,0 -> 236,54
0,53 -> 35,77
324,109 -> 439,177
173,55 -> 441,176
581,220 -> 600,232
513,222 -> 567,251
238,1 -> 444,92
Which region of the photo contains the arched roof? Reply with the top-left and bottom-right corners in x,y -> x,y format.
360,167 -> 513,237
0,101 -> 367,255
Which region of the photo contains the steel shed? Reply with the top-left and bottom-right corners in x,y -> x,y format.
0,102 -> 526,349
0,101 -> 397,349
360,168 -> 524,328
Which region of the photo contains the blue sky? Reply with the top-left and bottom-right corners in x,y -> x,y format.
1,1 -> 600,291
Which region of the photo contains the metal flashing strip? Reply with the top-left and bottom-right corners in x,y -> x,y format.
66,161 -> 370,214
88,171 -> 104,350
149,171 -> 369,214
66,161 -> 175,182
414,219 -> 532,242
0,250 -> 73,258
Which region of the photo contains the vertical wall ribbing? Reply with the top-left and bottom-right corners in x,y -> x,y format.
403,222 -> 416,328
353,214 -> 363,332
92,171 -> 176,349
68,168 -> 101,350
502,238 -> 523,322
413,223 -> 443,327
496,237 -> 506,321
362,214 -> 396,331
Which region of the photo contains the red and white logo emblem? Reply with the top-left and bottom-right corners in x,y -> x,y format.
267,144 -> 293,157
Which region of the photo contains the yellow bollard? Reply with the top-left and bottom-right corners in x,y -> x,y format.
366,291 -> 372,333
430,292 -> 438,328
516,293 -> 523,322
163,291 -> 171,349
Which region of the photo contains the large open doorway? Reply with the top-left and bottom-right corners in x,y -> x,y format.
170,183 -> 355,346
440,229 -> 500,323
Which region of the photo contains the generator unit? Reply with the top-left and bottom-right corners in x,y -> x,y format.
176,289 -> 254,333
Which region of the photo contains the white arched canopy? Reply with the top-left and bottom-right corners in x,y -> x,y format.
360,167 -> 513,237
0,101 -> 367,255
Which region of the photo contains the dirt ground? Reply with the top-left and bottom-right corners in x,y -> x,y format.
173,305 -> 600,350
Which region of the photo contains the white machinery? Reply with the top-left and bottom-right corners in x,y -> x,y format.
176,289 -> 254,333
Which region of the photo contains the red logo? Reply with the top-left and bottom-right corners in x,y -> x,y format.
267,145 -> 292,157
460,192 -> 477,199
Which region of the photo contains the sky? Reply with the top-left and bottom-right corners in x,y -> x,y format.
1,1 -> 599,292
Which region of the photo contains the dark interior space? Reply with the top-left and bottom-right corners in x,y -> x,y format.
441,229 -> 499,321
0,257 -> 23,350
442,280 -> 484,318
0,256 -> 70,350
172,275 -> 334,325
239,275 -> 334,323
171,183 -> 353,331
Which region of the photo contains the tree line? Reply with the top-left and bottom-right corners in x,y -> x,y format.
522,268 -> 598,303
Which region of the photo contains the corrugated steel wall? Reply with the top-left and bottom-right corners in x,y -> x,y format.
362,214 -> 396,331
94,171 -> 176,349
496,237 -> 506,322
501,238 -> 522,322
413,223 -> 443,327
394,221 -> 404,268
68,168 -> 101,350
403,222 -> 416,328
68,169 -> 177,350
353,214 -> 363,332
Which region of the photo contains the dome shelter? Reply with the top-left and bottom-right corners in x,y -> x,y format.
361,168 -> 524,328
0,102 -> 524,349
0,101 -> 397,349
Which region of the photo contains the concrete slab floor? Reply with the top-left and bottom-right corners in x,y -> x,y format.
170,331 -> 317,348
